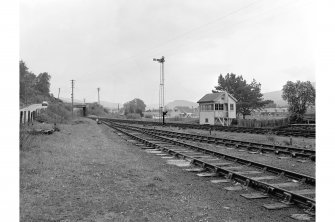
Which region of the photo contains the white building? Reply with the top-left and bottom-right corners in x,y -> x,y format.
197,92 -> 237,126
168,106 -> 198,118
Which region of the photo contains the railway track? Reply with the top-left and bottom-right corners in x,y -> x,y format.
102,118 -> 315,161
101,120 -> 315,217
104,118 -> 316,138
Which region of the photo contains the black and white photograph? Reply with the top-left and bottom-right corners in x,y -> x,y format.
2,0 -> 334,221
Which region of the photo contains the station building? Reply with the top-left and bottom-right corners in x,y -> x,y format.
197,91 -> 237,126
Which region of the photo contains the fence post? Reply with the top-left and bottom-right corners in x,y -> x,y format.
28,111 -> 31,124
23,111 -> 26,124
20,111 -> 23,124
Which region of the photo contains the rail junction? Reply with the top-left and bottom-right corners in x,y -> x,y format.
104,118 -> 316,138
95,118 -> 315,219
102,118 -> 315,161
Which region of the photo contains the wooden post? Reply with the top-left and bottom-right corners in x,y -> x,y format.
28,111 -> 31,124
23,111 -> 26,124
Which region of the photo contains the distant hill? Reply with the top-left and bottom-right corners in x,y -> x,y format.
166,100 -> 198,109
262,90 -> 288,107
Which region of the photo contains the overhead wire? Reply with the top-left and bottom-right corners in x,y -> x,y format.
105,0 -> 264,68
143,0 -> 314,60
106,0 -> 312,70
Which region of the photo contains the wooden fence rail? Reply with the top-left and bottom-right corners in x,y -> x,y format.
237,118 -> 289,128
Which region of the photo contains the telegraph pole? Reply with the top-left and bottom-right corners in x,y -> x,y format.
58,88 -> 60,99
71,80 -> 75,118
97,87 -> 100,105
153,56 -> 165,124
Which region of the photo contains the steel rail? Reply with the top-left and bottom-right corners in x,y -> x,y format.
108,121 -> 315,185
102,118 -> 315,138
104,121 -> 315,210
102,118 -> 315,160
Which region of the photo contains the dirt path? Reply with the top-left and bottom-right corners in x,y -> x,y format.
20,118 -> 311,221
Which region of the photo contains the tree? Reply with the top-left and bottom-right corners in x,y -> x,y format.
35,72 -> 51,95
123,98 -> 146,116
213,73 -> 272,119
87,102 -> 110,116
282,81 -> 315,123
19,60 -> 52,106
264,101 -> 277,108
20,60 -> 37,105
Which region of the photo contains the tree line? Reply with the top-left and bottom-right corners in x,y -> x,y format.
213,73 -> 315,123
121,72 -> 315,123
20,60 -> 52,106
123,98 -> 146,117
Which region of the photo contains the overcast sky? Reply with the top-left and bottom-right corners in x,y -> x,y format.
20,0 -> 315,106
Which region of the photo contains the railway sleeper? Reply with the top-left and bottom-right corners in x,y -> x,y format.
105,122 -> 316,194
138,125 -> 314,159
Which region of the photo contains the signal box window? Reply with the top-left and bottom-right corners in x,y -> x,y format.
230,104 -> 234,111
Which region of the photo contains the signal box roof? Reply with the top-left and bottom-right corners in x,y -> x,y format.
197,91 -> 237,103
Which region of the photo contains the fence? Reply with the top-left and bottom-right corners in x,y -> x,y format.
20,108 -> 45,125
237,117 -> 289,128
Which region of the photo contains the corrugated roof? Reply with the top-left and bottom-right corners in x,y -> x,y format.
197,91 -> 237,103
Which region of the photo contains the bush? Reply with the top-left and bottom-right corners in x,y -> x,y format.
144,114 -> 153,119
126,113 -> 141,119
36,102 -> 72,123
231,119 -> 238,125
87,103 -> 110,117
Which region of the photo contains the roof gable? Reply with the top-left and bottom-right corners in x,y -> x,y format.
197,92 -> 224,103
197,91 -> 237,103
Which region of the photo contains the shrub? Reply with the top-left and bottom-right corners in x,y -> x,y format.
87,103 -> 110,117
144,114 -> 153,119
36,102 -> 72,123
231,119 -> 238,125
